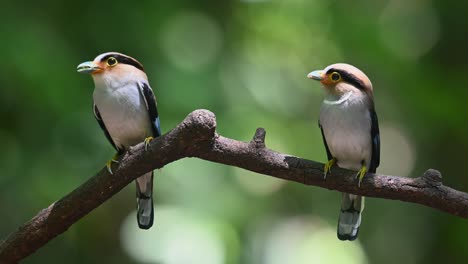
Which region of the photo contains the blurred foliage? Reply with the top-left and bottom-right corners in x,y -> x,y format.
1,0 -> 467,263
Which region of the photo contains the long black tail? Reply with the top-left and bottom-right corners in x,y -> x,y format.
337,193 -> 364,241
135,171 -> 154,229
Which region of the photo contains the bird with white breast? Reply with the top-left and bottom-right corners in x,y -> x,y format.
77,52 -> 161,229
307,63 -> 380,241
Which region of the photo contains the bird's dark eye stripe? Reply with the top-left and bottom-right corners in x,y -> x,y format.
326,68 -> 365,90
100,54 -> 145,72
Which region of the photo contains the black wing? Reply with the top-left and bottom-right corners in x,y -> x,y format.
319,121 -> 333,161
138,82 -> 162,137
93,104 -> 124,153
369,108 -> 380,173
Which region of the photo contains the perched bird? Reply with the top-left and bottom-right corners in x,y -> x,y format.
77,52 -> 161,229
307,63 -> 380,241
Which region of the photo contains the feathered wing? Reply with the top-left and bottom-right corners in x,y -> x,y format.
134,82 -> 161,229
93,104 -> 124,154
139,82 -> 162,137
319,122 -> 333,161
369,108 -> 380,173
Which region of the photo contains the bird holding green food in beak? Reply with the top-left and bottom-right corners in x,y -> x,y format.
77,52 -> 161,229
307,63 -> 380,241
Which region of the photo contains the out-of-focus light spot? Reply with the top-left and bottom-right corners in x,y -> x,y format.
366,203 -> 431,264
51,111 -> 105,169
220,2 -> 342,116
379,124 -> 415,177
0,131 -> 21,186
219,52 -> 312,117
121,206 -> 236,264
240,0 -> 270,3
219,38 -> 342,117
160,11 -> 223,72
255,216 -> 368,264
216,108 -> 299,155
161,158 -> 226,195
378,0 -> 440,60
300,37 -> 344,71
234,169 -> 285,196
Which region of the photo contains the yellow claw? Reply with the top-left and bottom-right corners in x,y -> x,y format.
106,153 -> 120,175
144,136 -> 154,151
356,165 -> 367,187
323,158 -> 336,180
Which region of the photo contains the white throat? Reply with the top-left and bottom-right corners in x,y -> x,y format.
323,91 -> 353,105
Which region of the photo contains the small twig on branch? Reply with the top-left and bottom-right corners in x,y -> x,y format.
1,109 -> 467,263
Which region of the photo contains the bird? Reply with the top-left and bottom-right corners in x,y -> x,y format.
77,52 -> 161,229
307,63 -> 380,241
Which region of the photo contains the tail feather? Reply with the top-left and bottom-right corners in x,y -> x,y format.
337,193 -> 364,241
136,171 -> 154,229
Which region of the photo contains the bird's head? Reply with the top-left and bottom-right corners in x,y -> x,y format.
77,52 -> 147,87
307,63 -> 373,97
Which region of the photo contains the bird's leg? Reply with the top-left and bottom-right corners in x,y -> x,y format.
106,153 -> 120,175
356,162 -> 367,187
323,158 -> 336,180
144,136 -> 154,151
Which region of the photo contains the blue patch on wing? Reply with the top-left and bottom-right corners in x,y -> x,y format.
138,82 -> 161,137
154,116 -> 162,137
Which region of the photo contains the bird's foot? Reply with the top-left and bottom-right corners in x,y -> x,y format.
323,158 -> 336,180
356,165 -> 367,187
106,154 -> 120,175
144,137 -> 154,151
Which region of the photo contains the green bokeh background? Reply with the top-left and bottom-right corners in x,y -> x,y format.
1,0 -> 467,263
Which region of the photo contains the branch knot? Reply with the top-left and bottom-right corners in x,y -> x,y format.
422,169 -> 443,187
250,128 -> 266,149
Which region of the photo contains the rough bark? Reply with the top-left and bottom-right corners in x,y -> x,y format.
0,109 -> 466,263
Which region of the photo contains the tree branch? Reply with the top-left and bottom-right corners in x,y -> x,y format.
1,109 -> 467,263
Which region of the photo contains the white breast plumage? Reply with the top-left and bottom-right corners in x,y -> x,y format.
93,83 -> 152,149
319,92 -> 372,171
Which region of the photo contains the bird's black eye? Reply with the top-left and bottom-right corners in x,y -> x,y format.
106,57 -> 118,67
329,72 -> 341,82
